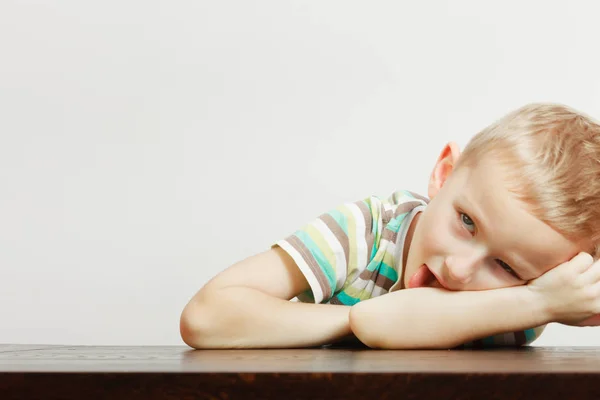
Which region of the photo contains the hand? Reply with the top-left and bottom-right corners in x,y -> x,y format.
526,252 -> 600,327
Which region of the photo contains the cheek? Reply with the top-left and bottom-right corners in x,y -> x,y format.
468,266 -> 524,290
419,215 -> 454,254
470,276 -> 525,291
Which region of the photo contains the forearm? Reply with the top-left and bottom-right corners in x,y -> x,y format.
349,286 -> 552,349
181,286 -> 352,349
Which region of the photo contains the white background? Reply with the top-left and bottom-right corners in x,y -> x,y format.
1,0 -> 599,346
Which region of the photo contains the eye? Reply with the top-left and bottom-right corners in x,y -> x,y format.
460,212 -> 475,233
496,259 -> 519,279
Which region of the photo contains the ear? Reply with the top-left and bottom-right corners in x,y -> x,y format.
428,142 -> 461,199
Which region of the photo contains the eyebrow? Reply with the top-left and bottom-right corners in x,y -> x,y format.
458,194 -> 533,280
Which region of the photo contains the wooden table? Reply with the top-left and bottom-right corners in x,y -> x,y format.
1,344 -> 600,399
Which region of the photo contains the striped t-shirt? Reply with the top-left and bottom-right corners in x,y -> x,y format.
272,189 -> 546,348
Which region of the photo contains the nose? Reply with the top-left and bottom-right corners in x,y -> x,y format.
445,252 -> 485,284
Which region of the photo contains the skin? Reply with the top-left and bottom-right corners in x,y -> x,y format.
397,141 -> 586,292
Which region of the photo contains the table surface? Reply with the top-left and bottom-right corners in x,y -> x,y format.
1,343 -> 600,373
3,344 -> 600,399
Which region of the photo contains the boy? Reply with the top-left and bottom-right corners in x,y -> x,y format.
180,103 -> 600,349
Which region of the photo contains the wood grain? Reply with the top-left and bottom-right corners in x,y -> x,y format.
1,344 -> 600,399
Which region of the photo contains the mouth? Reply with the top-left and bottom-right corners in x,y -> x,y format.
408,264 -> 451,290
428,267 -> 451,290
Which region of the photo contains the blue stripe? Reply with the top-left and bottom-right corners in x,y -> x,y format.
327,208 -> 349,236
386,217 -> 401,233
335,291 -> 361,306
524,328 -> 536,344
482,336 -> 496,347
365,260 -> 397,282
387,213 -> 408,234
379,262 -> 398,282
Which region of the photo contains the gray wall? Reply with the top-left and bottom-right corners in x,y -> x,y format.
1,0 -> 599,346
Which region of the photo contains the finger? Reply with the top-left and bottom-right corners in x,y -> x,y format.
569,252 -> 595,273
581,260 -> 600,283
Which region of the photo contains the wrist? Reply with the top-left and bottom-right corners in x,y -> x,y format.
523,284 -> 555,325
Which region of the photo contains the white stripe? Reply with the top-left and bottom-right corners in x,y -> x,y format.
400,190 -> 417,203
347,202 -> 369,272
382,203 -> 391,220
276,240 -> 324,304
371,284 -> 387,297
313,218 -> 347,291
349,237 -> 394,297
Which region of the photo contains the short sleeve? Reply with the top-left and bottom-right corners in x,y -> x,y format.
271,195 -> 384,304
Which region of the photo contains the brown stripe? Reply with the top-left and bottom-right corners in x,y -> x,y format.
381,226 -> 397,244
383,207 -> 393,224
358,268 -> 396,291
406,190 -> 430,204
393,201 -> 423,219
375,272 -> 395,291
328,296 -> 343,305
358,269 -> 370,281
355,200 -> 375,260
286,235 -> 332,301
514,330 -> 527,346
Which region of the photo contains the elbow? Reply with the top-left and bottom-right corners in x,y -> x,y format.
349,303 -> 381,349
180,301 -> 213,349
179,312 -> 199,349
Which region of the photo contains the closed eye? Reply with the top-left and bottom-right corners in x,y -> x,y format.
496,259 -> 522,280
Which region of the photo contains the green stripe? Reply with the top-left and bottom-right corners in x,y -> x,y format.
294,230 -> 336,298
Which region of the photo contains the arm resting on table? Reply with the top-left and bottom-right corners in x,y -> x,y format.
349,286 -> 551,349
181,287 -> 352,349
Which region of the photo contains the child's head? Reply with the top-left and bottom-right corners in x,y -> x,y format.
456,103 -> 600,257
402,103 -> 600,291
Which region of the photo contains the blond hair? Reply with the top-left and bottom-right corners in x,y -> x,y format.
456,103 -> 600,258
